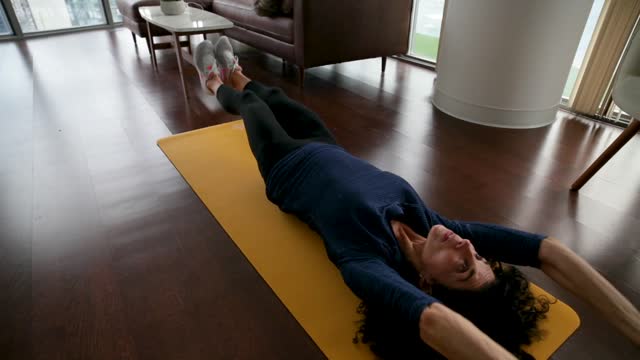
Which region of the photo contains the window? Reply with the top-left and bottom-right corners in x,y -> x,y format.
10,0 -> 107,33
605,103 -> 632,126
0,2 -> 12,35
109,0 -> 122,23
563,0 -> 606,99
409,0 -> 446,62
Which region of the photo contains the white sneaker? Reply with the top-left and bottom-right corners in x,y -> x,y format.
214,36 -> 240,82
194,40 -> 218,93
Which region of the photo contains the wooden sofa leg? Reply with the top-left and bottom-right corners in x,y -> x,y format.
382,56 -> 387,73
132,32 -> 138,47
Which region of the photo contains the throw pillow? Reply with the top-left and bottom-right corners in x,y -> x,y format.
281,0 -> 293,15
254,0 -> 282,17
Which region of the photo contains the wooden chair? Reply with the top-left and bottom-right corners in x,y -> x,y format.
571,28 -> 640,191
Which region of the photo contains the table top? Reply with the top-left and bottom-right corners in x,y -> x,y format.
139,6 -> 233,33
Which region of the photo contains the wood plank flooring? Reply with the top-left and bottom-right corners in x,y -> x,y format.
1,27 -> 639,359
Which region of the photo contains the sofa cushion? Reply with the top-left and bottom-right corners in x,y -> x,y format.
251,0 -> 292,17
219,0 -> 255,7
281,0 -> 292,15
213,0 -> 293,44
254,0 -> 282,17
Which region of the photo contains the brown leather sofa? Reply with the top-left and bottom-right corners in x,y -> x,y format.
117,0 -> 413,86
212,0 -> 413,85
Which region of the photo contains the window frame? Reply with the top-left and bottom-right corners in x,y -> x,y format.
0,0 -> 122,41
403,0 -> 445,67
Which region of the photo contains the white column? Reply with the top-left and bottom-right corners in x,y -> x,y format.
433,0 -> 594,128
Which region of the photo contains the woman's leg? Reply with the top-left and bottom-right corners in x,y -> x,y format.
195,39 -> 303,180
210,36 -> 336,144
215,84 -> 304,180
229,71 -> 337,145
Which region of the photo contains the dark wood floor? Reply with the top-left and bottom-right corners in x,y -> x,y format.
1,27 -> 639,360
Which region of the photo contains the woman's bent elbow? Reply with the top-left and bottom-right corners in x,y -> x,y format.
419,303 -> 449,343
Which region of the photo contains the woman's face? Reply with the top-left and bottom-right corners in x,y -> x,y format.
420,225 -> 495,290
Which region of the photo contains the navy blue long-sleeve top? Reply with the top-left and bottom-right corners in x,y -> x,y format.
265,143 -> 546,331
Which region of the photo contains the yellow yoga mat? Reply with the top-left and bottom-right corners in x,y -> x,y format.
158,121 -> 580,360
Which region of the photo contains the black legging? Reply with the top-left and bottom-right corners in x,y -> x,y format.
216,81 -> 337,179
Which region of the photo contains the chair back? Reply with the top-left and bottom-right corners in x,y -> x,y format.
612,27 -> 640,119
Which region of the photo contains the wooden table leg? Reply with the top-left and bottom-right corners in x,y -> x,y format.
146,21 -> 158,70
173,32 -> 189,101
571,119 -> 640,191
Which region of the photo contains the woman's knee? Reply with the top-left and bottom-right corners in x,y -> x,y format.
239,90 -> 261,103
264,87 -> 287,103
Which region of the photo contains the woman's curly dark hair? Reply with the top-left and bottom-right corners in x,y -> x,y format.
353,262 -> 553,359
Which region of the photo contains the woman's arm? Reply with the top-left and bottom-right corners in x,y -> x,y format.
539,237 -> 640,345
340,258 -> 516,359
340,258 -> 514,359
420,303 -> 516,360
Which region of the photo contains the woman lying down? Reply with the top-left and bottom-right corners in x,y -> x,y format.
194,36 -> 640,359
